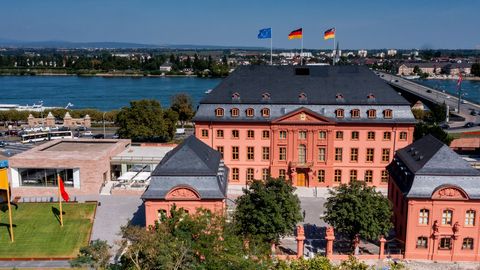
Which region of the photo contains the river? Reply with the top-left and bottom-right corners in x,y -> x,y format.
0,76 -> 221,111
414,78 -> 480,104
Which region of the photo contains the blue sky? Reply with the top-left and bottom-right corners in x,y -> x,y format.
1,0 -> 478,49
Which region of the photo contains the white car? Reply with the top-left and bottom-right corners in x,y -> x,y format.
83,131 -> 93,136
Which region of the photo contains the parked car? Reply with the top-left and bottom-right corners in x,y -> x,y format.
75,126 -> 87,132
112,134 -> 120,139
93,134 -> 104,139
471,110 -> 477,116
0,141 -> 6,148
440,124 -> 450,130
426,89 -> 432,93
4,130 -> 18,136
464,122 -> 475,128
83,131 -> 93,136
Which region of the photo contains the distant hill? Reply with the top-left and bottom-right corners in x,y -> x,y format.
0,38 -> 266,50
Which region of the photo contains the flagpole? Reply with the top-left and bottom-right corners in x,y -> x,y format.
6,184 -> 14,242
270,29 -> 273,65
300,34 -> 304,65
57,174 -> 64,227
333,34 -> 336,66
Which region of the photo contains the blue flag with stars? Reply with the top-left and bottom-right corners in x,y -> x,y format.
258,28 -> 272,39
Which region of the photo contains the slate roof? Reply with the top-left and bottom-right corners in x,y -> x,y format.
389,135 -> 480,199
152,135 -> 221,176
200,65 -> 410,105
142,136 -> 228,200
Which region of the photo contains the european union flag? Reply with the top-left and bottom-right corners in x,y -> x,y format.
258,28 -> 272,39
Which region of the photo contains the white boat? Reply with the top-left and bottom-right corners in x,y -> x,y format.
0,102 -> 60,112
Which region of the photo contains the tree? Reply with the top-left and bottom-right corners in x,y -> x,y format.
275,255 -> 334,270
414,122 -> 453,145
233,177 -> 302,243
413,65 -> 421,74
170,93 -> 195,127
323,181 -> 393,246
70,239 -> 111,269
119,206 -> 271,270
115,99 -> 178,142
472,63 -> 480,77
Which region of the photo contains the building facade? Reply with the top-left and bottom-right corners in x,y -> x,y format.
142,136 -> 228,228
8,139 -> 130,196
388,135 -> 480,261
194,66 -> 415,187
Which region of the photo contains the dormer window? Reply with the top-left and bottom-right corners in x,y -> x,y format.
367,109 -> 377,119
261,108 -> 270,118
335,109 -> 344,118
298,92 -> 307,102
336,93 -> 344,102
351,109 -> 360,118
367,93 -> 376,102
215,108 -> 224,117
246,108 -> 254,117
231,108 -> 239,117
231,92 -> 240,101
383,109 -> 393,119
262,92 -> 271,101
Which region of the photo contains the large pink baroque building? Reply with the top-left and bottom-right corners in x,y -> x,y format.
388,135 -> 480,261
194,66 -> 415,187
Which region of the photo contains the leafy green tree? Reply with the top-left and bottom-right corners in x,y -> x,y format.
275,256 -> 334,270
414,122 -> 453,145
119,206 -> 271,270
337,256 -> 370,270
115,99 -> 178,142
70,239 -> 111,269
472,63 -> 480,77
233,177 -> 302,243
413,65 -> 421,74
323,181 -> 393,245
170,93 -> 195,127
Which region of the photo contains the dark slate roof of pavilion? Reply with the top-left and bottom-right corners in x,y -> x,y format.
152,135 -> 221,176
142,136 -> 228,200
389,134 -> 480,199
200,65 -> 410,105
396,135 -> 480,176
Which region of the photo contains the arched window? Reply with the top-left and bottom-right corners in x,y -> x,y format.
335,109 -> 344,118
246,108 -> 254,117
442,209 -> 453,225
367,109 -> 377,119
383,109 -> 393,119
298,144 -> 306,163
351,109 -> 360,118
261,108 -> 270,118
215,108 -> 224,117
465,210 -> 476,226
419,209 -> 429,225
231,108 -> 239,117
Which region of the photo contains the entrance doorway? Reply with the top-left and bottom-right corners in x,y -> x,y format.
297,171 -> 307,187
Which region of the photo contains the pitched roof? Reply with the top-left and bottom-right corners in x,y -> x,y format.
152,136 -> 221,176
199,65 -> 410,105
389,135 -> 480,199
396,134 -> 480,176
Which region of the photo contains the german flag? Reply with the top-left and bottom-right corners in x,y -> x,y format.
288,28 -> 303,40
324,28 -> 335,40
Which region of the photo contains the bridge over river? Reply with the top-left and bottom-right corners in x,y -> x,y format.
378,72 -> 480,131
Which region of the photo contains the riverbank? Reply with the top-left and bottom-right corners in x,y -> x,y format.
0,72 -> 206,78
424,75 -> 480,81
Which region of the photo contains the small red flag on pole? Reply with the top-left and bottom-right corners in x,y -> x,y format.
57,175 -> 70,227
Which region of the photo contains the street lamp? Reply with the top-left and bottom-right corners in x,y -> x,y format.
103,112 -> 106,139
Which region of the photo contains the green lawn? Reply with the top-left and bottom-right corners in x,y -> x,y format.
0,202 -> 96,258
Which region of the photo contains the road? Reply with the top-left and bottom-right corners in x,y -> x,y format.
378,72 -> 480,128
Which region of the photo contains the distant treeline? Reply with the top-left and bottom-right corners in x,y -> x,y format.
0,52 -> 231,77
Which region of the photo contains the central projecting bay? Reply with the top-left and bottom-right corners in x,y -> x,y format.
0,76 -> 221,111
